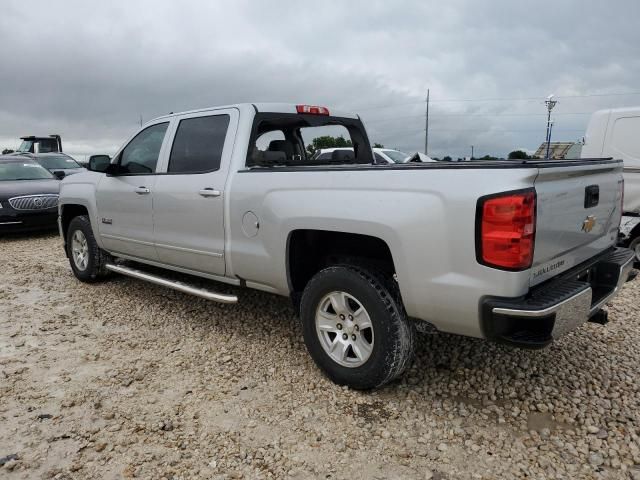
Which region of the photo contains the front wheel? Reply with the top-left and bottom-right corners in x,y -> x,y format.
630,236 -> 640,266
300,265 -> 415,390
66,215 -> 111,282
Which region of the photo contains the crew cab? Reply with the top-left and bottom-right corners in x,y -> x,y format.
57,103 -> 635,389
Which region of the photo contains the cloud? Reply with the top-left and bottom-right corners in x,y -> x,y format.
1,0 -> 639,159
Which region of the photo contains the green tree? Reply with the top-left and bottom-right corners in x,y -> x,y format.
372,142 -> 384,148
306,135 -> 352,156
508,150 -> 530,160
442,155 -> 452,161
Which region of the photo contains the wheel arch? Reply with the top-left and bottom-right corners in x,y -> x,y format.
628,222 -> 640,243
59,203 -> 96,253
286,229 -> 397,309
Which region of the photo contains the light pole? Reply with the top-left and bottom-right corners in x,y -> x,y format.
544,94 -> 558,160
425,89 -> 430,155
471,145 -> 474,160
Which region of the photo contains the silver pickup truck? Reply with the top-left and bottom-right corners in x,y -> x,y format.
58,103 -> 635,389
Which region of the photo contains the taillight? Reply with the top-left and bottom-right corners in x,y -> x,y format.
477,189 -> 536,270
296,104 -> 330,115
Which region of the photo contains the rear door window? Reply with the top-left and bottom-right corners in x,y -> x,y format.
168,115 -> 230,174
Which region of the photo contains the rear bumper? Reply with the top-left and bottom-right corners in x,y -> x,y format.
481,247 -> 635,349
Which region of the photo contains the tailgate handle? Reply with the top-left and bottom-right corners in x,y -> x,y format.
584,185 -> 599,208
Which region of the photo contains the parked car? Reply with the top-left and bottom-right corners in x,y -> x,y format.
405,152 -> 437,163
313,147 -> 413,164
29,153 -> 85,177
58,103 -> 634,389
582,106 -> 640,264
0,156 -> 60,232
372,148 -> 411,164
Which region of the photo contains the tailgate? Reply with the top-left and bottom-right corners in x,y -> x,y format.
530,160 -> 624,286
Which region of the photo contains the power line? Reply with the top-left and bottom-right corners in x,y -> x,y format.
364,111 -> 592,124
356,91 -> 640,112
422,91 -> 640,103
370,128 -> 585,139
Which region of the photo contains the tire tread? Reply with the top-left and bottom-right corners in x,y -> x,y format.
67,215 -> 111,282
300,264 -> 415,389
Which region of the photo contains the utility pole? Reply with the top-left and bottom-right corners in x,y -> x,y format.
470,145 -> 474,159
425,89 -> 430,155
545,121 -> 554,159
544,95 -> 557,160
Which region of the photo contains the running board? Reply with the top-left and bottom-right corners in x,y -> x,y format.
105,264 -> 238,304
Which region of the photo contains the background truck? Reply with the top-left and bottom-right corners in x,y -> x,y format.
57,103 -> 634,389
16,135 -> 63,154
582,106 -> 640,264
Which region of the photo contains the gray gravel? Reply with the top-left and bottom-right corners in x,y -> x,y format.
1,232 -> 639,479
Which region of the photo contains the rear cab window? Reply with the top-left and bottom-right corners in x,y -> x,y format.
247,112 -> 373,167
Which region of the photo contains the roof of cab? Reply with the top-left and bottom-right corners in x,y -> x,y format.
151,103 -> 359,123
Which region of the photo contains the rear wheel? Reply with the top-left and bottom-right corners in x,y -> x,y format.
300,265 -> 415,390
66,215 -> 111,282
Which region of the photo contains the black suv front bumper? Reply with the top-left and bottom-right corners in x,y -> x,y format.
0,207 -> 58,232
481,248 -> 636,349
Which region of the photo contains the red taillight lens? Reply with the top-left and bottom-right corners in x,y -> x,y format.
296,104 -> 330,115
478,190 -> 536,270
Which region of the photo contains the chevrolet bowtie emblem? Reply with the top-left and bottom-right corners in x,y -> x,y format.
582,215 -> 596,233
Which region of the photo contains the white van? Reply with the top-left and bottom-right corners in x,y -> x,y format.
582,107 -> 640,261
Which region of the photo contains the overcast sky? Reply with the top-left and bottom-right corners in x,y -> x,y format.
1,0 -> 639,159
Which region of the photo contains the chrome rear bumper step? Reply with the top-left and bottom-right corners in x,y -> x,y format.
105,263 -> 238,304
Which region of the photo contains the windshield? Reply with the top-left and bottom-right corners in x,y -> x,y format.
382,150 -> 410,163
38,155 -> 81,169
0,162 -> 54,181
17,140 -> 33,153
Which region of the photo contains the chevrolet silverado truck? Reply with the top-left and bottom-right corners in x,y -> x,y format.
57,103 -> 635,389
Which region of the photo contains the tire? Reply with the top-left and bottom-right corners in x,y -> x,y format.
300,265 -> 415,390
630,236 -> 640,266
66,215 -> 111,282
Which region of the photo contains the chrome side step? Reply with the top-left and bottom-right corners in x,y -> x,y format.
105,264 -> 238,304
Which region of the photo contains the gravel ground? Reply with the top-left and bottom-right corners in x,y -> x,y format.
1,232 -> 640,480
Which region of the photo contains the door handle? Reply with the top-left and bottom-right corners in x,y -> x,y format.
199,188 -> 221,197
135,186 -> 150,195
